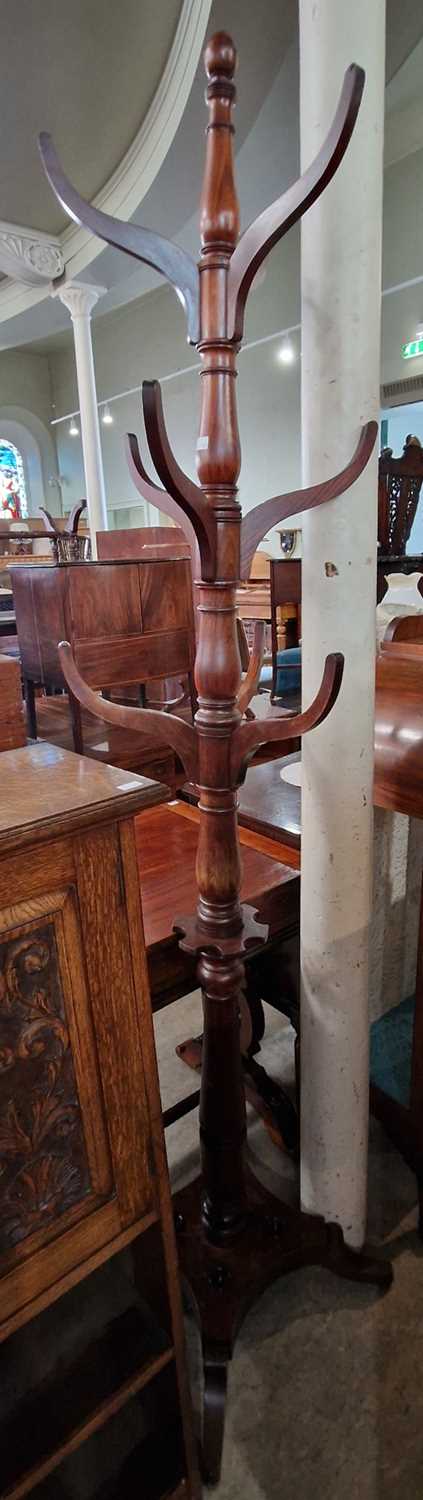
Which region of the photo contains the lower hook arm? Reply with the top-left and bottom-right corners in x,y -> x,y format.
58,642 -> 198,781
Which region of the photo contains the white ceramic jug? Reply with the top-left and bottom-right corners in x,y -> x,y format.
376,571 -> 423,646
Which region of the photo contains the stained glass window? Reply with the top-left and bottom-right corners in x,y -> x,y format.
0,440 -> 28,520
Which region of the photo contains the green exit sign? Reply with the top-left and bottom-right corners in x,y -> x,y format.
401,338 -> 423,360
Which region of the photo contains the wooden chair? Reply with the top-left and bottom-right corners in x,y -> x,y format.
0,743 -> 199,1498
378,438 -> 423,558
11,557 -> 196,780
269,559 -> 301,701
382,613 -> 423,645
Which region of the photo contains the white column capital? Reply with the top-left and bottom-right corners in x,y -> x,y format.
55,281 -> 107,320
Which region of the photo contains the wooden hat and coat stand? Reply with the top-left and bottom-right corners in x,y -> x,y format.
40,33 -> 392,1484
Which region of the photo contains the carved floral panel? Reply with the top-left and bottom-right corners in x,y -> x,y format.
0,920 -> 91,1253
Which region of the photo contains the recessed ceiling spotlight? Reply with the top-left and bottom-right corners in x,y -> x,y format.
101,403 -> 113,425
69,418 -> 79,437
277,339 -> 295,366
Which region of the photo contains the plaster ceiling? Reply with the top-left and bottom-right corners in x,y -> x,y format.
1,0 -> 423,355
0,0 -> 183,235
385,34 -> 423,165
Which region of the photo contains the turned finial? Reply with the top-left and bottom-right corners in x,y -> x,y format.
204,32 -> 237,86
200,32 -> 239,256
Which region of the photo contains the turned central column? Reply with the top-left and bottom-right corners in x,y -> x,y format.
194,34 -> 247,1241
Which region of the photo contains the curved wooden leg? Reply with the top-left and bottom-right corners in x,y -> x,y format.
202,1354 -> 228,1487
243,1052 -> 298,1154
24,676 -> 37,740
68,688 -> 83,754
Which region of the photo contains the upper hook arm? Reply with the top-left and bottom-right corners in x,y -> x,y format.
227,65 -> 364,341
240,421 -> 377,580
38,132 -> 200,343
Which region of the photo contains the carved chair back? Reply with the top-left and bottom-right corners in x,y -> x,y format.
378,439 -> 423,557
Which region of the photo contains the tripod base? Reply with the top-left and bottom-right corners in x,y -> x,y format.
174,1169 -> 392,1486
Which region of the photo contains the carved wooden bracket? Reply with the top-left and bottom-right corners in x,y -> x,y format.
58,642 -> 198,781
38,132 -> 200,343
230,653 -> 344,785
240,421 -> 378,579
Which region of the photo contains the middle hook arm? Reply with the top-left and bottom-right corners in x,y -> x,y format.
231,653 -> 344,785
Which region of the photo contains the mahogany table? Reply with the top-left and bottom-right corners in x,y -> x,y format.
136,801 -> 300,1146
182,751 -> 301,852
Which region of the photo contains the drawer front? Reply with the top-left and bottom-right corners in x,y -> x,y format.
0,888 -> 113,1275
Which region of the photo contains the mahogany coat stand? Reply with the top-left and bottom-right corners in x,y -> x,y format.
40,33 -> 392,1484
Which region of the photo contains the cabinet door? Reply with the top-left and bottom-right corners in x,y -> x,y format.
74,824 -> 156,1229
0,887 -> 113,1283
0,824 -> 158,1338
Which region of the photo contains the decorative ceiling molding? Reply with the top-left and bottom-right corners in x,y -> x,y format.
0,221 -> 64,285
384,100 -> 423,167
0,0 -> 212,325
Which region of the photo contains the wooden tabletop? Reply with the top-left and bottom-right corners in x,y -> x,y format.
136,801 -> 299,955
182,752 -> 302,851
0,742 -> 169,852
237,752 -> 301,847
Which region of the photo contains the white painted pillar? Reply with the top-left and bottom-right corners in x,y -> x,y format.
299,0 -> 386,1246
56,283 -> 108,555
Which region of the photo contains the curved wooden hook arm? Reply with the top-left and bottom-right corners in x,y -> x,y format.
38,501 -> 87,537
126,432 -> 201,572
227,65 -> 364,341
230,652 -> 344,785
142,381 -> 216,579
58,642 -> 198,781
38,132 -> 200,344
237,622 -> 266,716
240,420 -> 377,580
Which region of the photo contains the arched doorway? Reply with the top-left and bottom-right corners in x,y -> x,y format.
0,438 -> 28,520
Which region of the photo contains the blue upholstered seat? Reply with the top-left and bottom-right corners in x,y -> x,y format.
259,647 -> 302,694
370,995 -> 414,1107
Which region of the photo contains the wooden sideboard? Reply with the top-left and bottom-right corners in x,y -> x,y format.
0,744 -> 199,1499
11,558 -> 196,782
